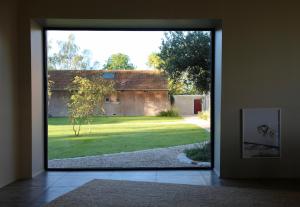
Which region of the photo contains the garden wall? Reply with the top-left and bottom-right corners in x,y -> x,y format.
173,95 -> 210,116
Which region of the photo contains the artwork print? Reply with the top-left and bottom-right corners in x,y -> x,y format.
242,108 -> 281,158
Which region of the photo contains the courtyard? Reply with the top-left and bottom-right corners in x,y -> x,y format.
48,116 -> 210,168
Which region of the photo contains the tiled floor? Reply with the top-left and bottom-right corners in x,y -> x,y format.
0,170 -> 299,207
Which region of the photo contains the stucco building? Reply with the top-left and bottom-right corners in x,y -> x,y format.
48,70 -> 170,117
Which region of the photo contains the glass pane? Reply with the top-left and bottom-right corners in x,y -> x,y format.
47,30 -> 212,169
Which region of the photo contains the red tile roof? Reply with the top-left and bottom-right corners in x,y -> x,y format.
48,70 -> 168,91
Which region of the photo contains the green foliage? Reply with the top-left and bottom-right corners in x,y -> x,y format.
168,79 -> 185,95
159,31 -> 211,94
67,76 -> 115,136
185,143 -> 211,162
146,52 -> 164,69
198,111 -> 210,120
168,78 -> 198,95
157,108 -> 179,117
103,53 -> 135,70
48,34 -> 100,70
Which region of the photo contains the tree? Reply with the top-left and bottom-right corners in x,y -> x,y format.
47,77 -> 54,103
103,53 -> 135,70
168,75 -> 197,95
146,52 -> 164,69
159,31 -> 211,94
48,34 -> 100,70
67,76 -> 115,136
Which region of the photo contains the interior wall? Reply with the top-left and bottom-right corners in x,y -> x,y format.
17,0 -> 300,178
31,21 -> 45,177
0,0 -> 19,187
214,29 -> 222,176
220,2 -> 300,178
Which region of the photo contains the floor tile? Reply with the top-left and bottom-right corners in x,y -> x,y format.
51,176 -> 95,187
155,175 -> 208,185
156,170 -> 208,177
0,201 -> 34,207
7,176 -> 61,189
2,170 -> 300,206
0,187 -> 45,203
35,186 -> 77,203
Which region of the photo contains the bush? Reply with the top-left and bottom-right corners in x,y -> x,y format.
157,108 -> 179,117
198,111 -> 210,120
185,143 -> 211,162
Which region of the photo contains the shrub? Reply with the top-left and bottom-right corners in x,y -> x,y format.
198,111 -> 210,120
185,143 -> 211,162
157,108 -> 179,117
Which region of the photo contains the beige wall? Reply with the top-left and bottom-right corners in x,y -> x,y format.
15,0 -> 300,179
119,91 -> 169,116
0,0 -> 19,188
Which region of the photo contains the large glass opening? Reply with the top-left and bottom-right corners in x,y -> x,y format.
45,30 -> 213,169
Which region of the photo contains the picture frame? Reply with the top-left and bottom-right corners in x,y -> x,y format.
241,108 -> 281,158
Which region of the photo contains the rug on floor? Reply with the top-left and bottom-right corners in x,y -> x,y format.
45,179 -> 300,207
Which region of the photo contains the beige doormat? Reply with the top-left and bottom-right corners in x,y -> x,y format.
45,179 -> 300,207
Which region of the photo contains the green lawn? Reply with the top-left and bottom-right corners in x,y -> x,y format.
48,116 -> 210,160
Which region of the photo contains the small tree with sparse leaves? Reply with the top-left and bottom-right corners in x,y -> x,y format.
48,75 -> 54,107
67,76 -> 115,136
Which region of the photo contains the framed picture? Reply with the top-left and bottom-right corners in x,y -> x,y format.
242,108 -> 281,158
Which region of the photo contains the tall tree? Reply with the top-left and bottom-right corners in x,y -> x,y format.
103,53 -> 135,70
146,52 -> 164,69
48,34 -> 100,70
159,31 -> 211,94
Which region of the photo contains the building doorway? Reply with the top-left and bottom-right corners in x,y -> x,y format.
194,99 -> 202,114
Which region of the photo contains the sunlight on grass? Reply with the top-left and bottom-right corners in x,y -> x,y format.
48,116 -> 210,159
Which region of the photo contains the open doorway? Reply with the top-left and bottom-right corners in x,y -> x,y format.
45,29 -> 214,169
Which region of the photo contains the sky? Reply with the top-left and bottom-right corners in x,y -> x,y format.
47,31 -> 166,70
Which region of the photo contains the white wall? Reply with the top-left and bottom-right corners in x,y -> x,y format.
16,0 -> 300,179
214,29 -> 222,176
173,95 -> 204,115
0,0 -> 19,188
31,21 -> 44,177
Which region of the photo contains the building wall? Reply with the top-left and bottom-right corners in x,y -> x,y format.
173,95 -> 208,116
48,90 -> 169,117
0,0 -> 19,188
119,91 -> 169,116
48,91 -> 70,117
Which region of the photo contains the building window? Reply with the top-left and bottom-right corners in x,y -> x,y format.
102,72 -> 115,79
105,97 -> 110,103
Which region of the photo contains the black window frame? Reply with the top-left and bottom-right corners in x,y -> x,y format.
43,28 -> 215,171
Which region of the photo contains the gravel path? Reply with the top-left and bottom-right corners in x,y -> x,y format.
48,143 -> 210,168
183,116 -> 210,132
